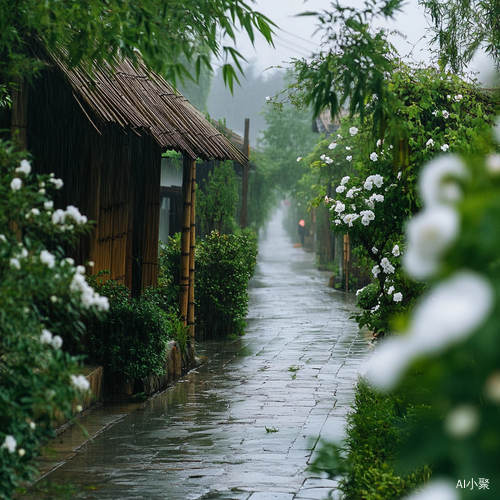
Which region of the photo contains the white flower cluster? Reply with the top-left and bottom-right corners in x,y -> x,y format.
320,154 -> 333,164
40,329 -> 63,349
70,374 -> 90,391
368,154 -> 494,392
52,205 -> 88,230
2,435 -> 17,453
69,265 -> 109,311
404,156 -> 467,279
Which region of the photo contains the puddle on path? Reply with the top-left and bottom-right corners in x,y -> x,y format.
24,208 -> 370,500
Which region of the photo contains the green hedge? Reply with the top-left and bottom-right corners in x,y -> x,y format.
310,379 -> 431,500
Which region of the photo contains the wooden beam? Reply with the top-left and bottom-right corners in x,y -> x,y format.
240,118 -> 250,228
180,154 -> 192,324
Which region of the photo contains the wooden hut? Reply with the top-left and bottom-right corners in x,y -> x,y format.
15,45 -> 248,300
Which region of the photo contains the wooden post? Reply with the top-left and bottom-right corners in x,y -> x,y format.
343,234 -> 351,292
180,154 -> 193,324
240,118 -> 250,228
188,159 -> 196,362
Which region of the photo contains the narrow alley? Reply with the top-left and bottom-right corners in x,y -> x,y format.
31,208 -> 371,500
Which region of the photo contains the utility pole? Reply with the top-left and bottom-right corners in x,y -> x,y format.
240,118 -> 250,228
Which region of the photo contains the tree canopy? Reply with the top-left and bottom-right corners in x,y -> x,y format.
0,0 -> 275,91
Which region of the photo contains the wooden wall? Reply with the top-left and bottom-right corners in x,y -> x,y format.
27,66 -> 161,294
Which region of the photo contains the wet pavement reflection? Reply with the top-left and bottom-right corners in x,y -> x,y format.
28,208 -> 371,499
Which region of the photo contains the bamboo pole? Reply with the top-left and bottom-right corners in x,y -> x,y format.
188,159 -> 196,362
240,118 -> 250,228
180,154 -> 192,325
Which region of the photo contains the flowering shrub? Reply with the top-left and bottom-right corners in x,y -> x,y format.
366,127 -> 500,498
304,64 -> 498,336
0,141 -> 108,499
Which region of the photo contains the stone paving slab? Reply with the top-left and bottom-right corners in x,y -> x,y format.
23,208 -> 371,499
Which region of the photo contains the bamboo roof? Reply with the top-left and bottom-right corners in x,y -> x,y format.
41,48 -> 248,164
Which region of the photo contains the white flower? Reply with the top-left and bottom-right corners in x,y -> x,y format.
349,127 -> 358,136
334,219 -> 342,225
356,286 -> 366,296
38,188 -> 46,194
376,139 -> 384,147
10,258 -> 20,270
265,96 -> 270,101
447,94 -> 451,99
393,292 -> 403,302
426,138 -> 434,147
336,185 -> 346,194
397,171 -> 402,180
455,94 -> 463,101
432,110 -> 438,116
31,208 -> 40,216
364,178 -> 374,191
345,146 -> 351,151
334,201 -> 345,214
380,257 -> 395,274
444,405 -> 480,439
49,178 -> 64,189
372,246 -> 378,254
486,154 -> 500,174
328,142 -> 337,149
51,335 -> 63,349
340,176 -> 350,186
485,372 -> 500,403
360,210 -> 375,226
369,152 -> 378,162
70,374 -> 90,391
343,213 -> 359,227
320,154 -> 326,161
50,295 -> 58,303
44,200 -> 54,210
371,174 -> 383,188
365,198 -> 375,209
0,234 -> 6,243
372,265 -> 380,278
404,206 -> 459,279
16,159 -> 31,175
442,110 -> 450,119
369,193 -> 384,204
29,421 -> 36,430
40,250 -> 56,268
387,286 -> 395,295
2,435 -> 17,453
368,271 -> 494,390
10,178 -> 22,191
346,155 -> 353,162
40,329 -> 53,344
392,244 -> 400,257
441,144 -> 450,152
337,134 -> 343,139
76,405 -> 83,412
18,448 -> 26,457
419,155 -> 467,208
88,261 -> 95,267
325,157 -> 333,164
404,479 -> 459,500
296,157 -> 302,162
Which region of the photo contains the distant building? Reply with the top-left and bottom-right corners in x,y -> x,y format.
312,109 -> 349,135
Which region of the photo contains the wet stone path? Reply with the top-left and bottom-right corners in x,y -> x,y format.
31,209 -> 371,500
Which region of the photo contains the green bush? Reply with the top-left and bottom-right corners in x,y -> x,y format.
310,379 -> 431,500
356,283 -> 379,310
87,273 -> 177,385
89,295 -> 174,384
196,230 -> 257,337
0,142 -> 109,499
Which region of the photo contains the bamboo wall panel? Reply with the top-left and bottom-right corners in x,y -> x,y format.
140,135 -> 162,290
